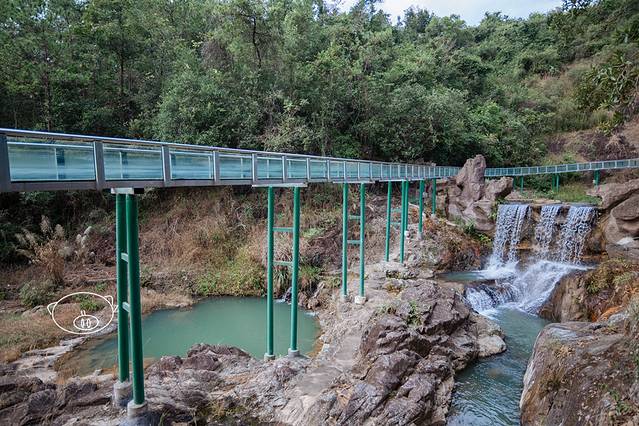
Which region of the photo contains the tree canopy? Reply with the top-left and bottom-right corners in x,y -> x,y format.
1,0 -> 637,166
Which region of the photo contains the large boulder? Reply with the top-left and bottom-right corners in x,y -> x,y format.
539,271 -> 589,322
484,177 -> 514,202
587,178 -> 639,210
521,318 -> 638,426
446,154 -> 512,233
455,155 -> 487,203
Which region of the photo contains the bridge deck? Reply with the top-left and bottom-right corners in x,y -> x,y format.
1,128 -> 638,193
0,129 -> 458,192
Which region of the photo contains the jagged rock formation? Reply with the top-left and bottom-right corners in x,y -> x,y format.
588,178 -> 639,259
0,225 -> 505,426
520,315 -> 639,426
446,154 -> 513,233
523,259 -> 639,425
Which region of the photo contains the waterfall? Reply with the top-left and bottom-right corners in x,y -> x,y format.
466,204 -> 595,315
488,204 -> 529,268
557,206 -> 595,264
534,204 -> 561,258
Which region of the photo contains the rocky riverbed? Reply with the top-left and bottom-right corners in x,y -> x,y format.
0,226 -> 505,425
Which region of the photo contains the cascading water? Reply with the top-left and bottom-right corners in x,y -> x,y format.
534,204 -> 561,258
466,204 -> 595,314
488,204 -> 529,268
557,206 -> 596,263
450,204 -> 597,425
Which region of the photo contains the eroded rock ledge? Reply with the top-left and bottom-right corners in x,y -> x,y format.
0,228 -> 504,425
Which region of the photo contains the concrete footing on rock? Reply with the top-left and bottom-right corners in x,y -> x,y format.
339,294 -> 350,303
263,353 -> 275,361
354,295 -> 367,305
287,349 -> 300,358
125,400 -> 150,425
112,381 -> 132,408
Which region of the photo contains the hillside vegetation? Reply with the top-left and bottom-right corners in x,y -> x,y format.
0,0 -> 637,166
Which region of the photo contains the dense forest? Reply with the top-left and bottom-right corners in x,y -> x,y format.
1,0 -> 638,167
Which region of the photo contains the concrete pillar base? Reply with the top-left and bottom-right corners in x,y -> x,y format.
417,232 -> 423,241
126,400 -> 150,425
264,353 -> 276,361
354,295 -> 367,305
287,348 -> 300,358
339,294 -> 350,303
112,381 -> 132,408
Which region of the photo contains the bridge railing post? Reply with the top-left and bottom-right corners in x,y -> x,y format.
125,194 -> 146,415
400,180 -> 408,263
0,134 -> 9,193
113,194 -> 131,408
356,183 -> 366,304
431,178 -> 437,216
341,183 -> 349,301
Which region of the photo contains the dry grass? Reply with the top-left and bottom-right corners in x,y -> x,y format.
0,308 -> 74,363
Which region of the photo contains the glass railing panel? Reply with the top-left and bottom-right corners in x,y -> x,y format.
330,161 -> 344,179
346,162 -> 358,179
170,149 -> 213,179
309,160 -> 327,179
287,159 -> 307,179
257,157 -> 283,179
360,163 -> 371,178
104,144 -> 162,180
8,139 -> 95,181
372,164 -> 381,179
219,154 -> 251,180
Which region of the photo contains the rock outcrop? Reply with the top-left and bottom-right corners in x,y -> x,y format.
0,224 -> 504,426
524,259 -> 639,425
539,271 -> 589,322
447,154 -> 513,233
520,315 -> 639,426
540,259 -> 639,323
588,179 -> 639,259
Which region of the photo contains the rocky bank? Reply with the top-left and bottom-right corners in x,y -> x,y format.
0,224 -> 505,425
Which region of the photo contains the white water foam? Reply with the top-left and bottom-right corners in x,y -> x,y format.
488,204 -> 529,268
557,206 -> 595,264
534,204 -> 561,258
466,204 -> 595,315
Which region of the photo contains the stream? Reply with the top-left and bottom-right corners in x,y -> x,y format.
446,204 -> 596,425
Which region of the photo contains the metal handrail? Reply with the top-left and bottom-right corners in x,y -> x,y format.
0,128 -> 459,192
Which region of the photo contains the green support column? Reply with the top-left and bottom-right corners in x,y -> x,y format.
384,182 -> 392,262
594,170 -> 600,186
555,174 -> 560,191
418,180 -> 425,237
341,184 -> 348,300
358,183 -> 366,301
125,194 -> 145,407
112,194 -> 133,409
265,187 -> 275,361
115,194 -> 129,383
399,181 -> 407,263
289,187 -> 301,356
520,176 -> 524,192
431,178 -> 437,216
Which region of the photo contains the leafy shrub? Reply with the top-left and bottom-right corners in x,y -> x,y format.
19,280 -> 55,308
75,295 -> 101,312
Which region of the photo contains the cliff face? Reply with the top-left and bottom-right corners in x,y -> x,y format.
523,259 -> 639,425
520,316 -> 639,426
